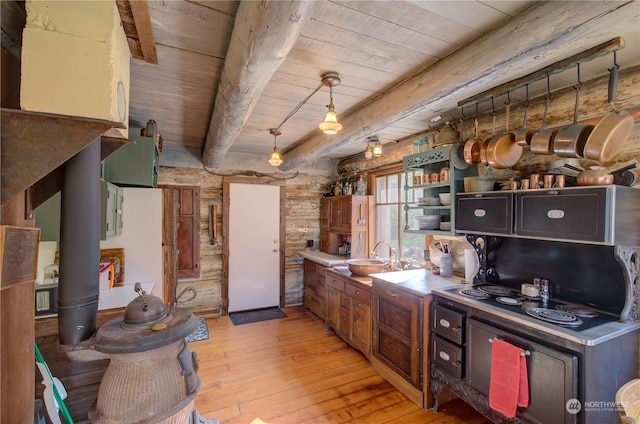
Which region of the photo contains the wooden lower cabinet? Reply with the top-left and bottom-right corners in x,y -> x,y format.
303,259 -> 326,320
326,270 -> 371,359
371,279 -> 432,408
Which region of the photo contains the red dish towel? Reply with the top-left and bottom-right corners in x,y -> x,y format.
489,338 -> 529,418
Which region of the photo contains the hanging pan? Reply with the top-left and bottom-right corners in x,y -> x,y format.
463,105 -> 484,165
514,84 -> 535,147
582,53 -> 635,162
451,110 -> 471,170
486,95 -> 522,169
530,76 -> 558,155
553,64 -> 594,158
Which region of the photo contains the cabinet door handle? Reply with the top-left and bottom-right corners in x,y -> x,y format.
356,302 -> 362,307
355,289 -> 360,295
386,291 -> 399,297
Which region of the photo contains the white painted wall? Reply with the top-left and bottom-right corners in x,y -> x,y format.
99,187 -> 163,308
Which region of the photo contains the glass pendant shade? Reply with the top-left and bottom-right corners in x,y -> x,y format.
319,102 -> 342,135
268,147 -> 282,166
268,128 -> 283,166
373,140 -> 383,157
364,143 -> 373,160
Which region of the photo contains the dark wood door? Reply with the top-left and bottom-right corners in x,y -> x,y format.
176,186 -> 200,279
162,188 -> 178,305
373,282 -> 423,389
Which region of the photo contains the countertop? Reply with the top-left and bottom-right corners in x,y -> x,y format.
298,249 -> 348,267
369,268 -> 463,297
327,266 -> 374,288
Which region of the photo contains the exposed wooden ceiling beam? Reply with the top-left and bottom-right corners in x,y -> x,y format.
201,0 -> 321,169
279,1 -> 635,171
116,0 -> 157,64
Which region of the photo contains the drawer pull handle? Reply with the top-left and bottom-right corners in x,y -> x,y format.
474,209 -> 486,217
488,338 -> 531,356
439,318 -> 451,328
356,302 -> 362,307
355,290 -> 360,295
547,209 -> 565,219
439,351 -> 450,361
387,291 -> 399,297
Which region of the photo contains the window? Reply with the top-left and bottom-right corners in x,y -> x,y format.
371,167 -> 425,267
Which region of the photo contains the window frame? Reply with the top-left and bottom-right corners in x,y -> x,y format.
368,165 -> 426,266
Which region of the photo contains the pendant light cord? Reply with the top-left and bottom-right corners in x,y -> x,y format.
274,82 -> 324,132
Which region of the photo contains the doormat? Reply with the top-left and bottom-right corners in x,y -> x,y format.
185,318 -> 209,343
229,307 -> 287,326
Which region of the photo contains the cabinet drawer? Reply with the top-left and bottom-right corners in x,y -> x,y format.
304,291 -> 325,319
456,192 -> 514,235
341,292 -> 350,309
346,283 -> 370,306
432,334 -> 464,378
515,188 -> 607,242
327,274 -> 345,291
433,303 -> 464,345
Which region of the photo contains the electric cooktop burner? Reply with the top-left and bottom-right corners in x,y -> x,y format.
459,288 -> 490,299
555,304 -> 599,318
526,308 -> 583,327
478,285 -> 516,297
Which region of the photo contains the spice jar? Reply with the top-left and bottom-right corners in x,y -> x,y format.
440,167 -> 450,182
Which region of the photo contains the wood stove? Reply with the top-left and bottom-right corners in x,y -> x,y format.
88,284 -> 216,423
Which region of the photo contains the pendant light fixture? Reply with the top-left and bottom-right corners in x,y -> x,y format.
318,72 -> 343,135
268,128 -> 283,167
266,71 -> 343,165
368,135 -> 383,157
364,140 -> 374,160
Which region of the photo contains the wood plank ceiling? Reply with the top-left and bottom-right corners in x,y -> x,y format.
124,0 -> 640,170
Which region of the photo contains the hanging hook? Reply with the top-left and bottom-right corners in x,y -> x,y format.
505,90 -> 511,106
545,74 -> 552,100
460,106 -> 466,120
575,62 -> 583,90
523,83 -> 530,108
491,96 -> 496,116
610,50 -> 620,71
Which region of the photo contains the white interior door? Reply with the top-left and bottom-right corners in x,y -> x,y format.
228,183 -> 281,312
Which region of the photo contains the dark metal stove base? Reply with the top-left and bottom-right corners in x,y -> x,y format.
431,364 -> 529,424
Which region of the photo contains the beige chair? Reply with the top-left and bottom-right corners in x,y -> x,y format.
617,379 -> 640,424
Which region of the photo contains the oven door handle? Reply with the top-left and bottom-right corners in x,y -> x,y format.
488,337 -> 531,356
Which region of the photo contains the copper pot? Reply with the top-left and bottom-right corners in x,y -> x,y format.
582,65 -> 634,162
568,163 -> 638,186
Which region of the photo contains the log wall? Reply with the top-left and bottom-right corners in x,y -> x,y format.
157,168 -> 332,315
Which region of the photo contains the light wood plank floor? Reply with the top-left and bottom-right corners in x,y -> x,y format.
192,306 -> 491,424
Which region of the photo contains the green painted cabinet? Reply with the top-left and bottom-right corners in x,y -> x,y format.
101,180 -> 123,240
103,135 -> 159,188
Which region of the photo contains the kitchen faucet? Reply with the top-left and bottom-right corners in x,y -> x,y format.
371,241 -> 397,271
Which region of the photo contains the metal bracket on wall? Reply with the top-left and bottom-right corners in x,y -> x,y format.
208,204 -> 217,245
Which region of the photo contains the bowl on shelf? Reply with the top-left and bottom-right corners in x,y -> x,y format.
438,193 -> 451,205
464,176 -> 496,192
417,196 -> 440,206
415,215 -> 441,230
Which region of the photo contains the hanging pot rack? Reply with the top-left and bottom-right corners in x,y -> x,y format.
457,37 -> 625,113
